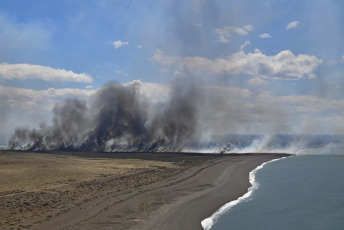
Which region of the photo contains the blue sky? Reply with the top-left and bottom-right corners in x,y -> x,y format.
2,0 -> 343,88
1,0 -> 344,143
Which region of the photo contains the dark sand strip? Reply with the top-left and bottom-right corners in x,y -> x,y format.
132,154 -> 288,230
32,153 -> 289,230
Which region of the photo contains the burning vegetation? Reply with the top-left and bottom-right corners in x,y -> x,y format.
8,79 -> 202,152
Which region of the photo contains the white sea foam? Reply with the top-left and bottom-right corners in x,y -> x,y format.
201,156 -> 289,230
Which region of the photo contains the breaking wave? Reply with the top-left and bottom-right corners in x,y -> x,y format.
201,156 -> 289,230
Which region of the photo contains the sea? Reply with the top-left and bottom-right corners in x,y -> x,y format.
202,145 -> 344,230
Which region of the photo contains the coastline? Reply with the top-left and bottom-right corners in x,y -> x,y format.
201,156 -> 290,230
0,151 -> 290,230
40,153 -> 289,230
132,153 -> 289,230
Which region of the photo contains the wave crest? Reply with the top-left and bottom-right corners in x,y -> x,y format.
201,157 -> 288,230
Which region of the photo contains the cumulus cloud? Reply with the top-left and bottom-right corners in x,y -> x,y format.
215,25 -> 255,43
153,49 -> 323,80
259,33 -> 271,38
286,21 -> 300,30
113,40 -> 129,49
0,63 -> 93,83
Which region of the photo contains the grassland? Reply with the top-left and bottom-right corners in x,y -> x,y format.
0,151 -> 212,229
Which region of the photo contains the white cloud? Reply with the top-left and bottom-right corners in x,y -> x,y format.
85,85 -> 93,89
112,40 -> 129,49
0,63 -> 93,83
0,86 -> 95,105
215,25 -> 255,43
240,41 -> 252,50
153,49 -> 323,80
248,77 -> 269,85
286,21 -> 300,30
137,45 -> 142,48
259,33 -> 271,38
243,25 -> 255,31
153,49 -> 182,66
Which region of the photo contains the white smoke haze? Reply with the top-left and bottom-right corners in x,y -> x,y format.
4,77 -> 344,153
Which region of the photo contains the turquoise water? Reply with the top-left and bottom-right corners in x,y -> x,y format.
210,153 -> 344,229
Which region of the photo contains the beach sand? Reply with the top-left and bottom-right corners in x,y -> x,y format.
129,154 -> 287,230
0,151 -> 289,230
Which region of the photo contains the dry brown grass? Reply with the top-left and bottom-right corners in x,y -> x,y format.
0,152 -> 176,194
0,151 -> 202,229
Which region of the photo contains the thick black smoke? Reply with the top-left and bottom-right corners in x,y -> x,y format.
81,82 -> 148,151
8,78 -> 342,152
8,79 -> 203,152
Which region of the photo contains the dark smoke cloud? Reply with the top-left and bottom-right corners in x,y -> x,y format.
8,79 -> 204,152
7,78 -> 342,152
147,78 -> 202,147
8,99 -> 88,150
83,82 -> 152,151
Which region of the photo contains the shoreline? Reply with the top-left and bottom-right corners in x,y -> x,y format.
201,156 -> 290,230
0,151 -> 290,230
132,153 -> 290,230
39,153 -> 290,230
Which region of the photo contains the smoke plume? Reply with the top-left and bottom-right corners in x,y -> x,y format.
5,1 -> 343,153
8,77 -> 342,153
8,78 -> 206,152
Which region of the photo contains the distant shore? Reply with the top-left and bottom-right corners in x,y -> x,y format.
0,151 -> 290,230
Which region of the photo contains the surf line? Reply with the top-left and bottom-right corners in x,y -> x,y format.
201,156 -> 290,230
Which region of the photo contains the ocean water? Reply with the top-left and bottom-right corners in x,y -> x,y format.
205,148 -> 344,230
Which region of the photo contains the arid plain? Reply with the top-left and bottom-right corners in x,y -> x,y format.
0,151 -> 288,230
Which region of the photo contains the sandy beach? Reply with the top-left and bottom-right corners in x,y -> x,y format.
0,151 -> 289,230
129,154 -> 288,230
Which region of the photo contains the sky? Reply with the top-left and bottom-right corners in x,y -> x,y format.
1,0 -> 344,144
